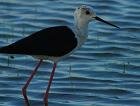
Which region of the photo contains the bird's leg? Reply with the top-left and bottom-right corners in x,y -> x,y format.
22,59 -> 43,106
44,62 -> 57,106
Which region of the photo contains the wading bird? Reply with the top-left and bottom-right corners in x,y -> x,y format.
0,5 -> 119,106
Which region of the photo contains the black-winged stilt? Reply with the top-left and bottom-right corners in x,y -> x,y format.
0,5 -> 120,106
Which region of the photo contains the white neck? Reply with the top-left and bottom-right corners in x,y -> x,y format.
74,17 -> 89,48
75,19 -> 89,37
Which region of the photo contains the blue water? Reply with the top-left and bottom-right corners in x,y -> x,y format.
0,0 -> 140,106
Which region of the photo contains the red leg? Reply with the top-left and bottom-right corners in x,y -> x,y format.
44,62 -> 57,106
22,59 -> 43,106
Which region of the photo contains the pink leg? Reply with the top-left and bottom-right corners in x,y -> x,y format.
44,62 -> 57,106
22,59 -> 43,106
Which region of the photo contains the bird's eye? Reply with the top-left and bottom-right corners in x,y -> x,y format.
85,10 -> 90,15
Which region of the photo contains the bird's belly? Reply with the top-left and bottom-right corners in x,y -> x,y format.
32,48 -> 76,62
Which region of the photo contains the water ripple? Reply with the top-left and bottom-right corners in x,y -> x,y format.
0,0 -> 140,106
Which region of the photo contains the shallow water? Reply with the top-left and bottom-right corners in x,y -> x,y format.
0,0 -> 140,106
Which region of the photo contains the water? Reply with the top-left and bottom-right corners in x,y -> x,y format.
0,0 -> 140,106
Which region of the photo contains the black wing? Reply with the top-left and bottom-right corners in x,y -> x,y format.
0,26 -> 77,57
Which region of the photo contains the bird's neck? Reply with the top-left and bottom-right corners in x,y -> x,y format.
74,19 -> 89,48
75,20 -> 89,38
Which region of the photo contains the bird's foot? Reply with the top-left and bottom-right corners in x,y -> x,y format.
22,87 -> 30,106
44,96 -> 48,106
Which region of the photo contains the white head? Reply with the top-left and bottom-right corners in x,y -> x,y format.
74,5 -> 120,37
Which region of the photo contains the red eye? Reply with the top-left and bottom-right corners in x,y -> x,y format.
86,10 -> 90,15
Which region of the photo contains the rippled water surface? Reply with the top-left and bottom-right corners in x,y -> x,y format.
0,0 -> 140,106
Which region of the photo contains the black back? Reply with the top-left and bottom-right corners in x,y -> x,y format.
0,26 -> 77,57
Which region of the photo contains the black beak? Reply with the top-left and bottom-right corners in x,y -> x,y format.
95,16 -> 120,29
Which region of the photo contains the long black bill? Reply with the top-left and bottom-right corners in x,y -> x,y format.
95,16 -> 120,29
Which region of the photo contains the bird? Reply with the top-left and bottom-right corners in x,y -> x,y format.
0,5 -> 120,106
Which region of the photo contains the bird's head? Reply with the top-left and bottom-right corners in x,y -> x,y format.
74,5 -> 120,30
74,5 -> 96,23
